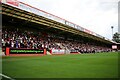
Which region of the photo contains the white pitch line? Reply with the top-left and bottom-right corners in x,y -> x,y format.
0,73 -> 15,80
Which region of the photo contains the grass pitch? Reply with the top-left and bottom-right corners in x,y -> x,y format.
2,52 -> 118,78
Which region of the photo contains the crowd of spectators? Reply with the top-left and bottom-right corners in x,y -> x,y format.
2,28 -> 112,53
61,41 -> 111,53
2,28 -> 61,50
47,38 -> 112,53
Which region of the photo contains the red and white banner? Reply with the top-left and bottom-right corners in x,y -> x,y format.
6,0 -> 19,6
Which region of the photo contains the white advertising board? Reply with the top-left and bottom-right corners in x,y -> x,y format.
52,49 -> 65,54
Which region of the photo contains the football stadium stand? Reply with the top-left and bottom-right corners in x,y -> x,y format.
1,0 -> 119,55
2,25 -> 112,54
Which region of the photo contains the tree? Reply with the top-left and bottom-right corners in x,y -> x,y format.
112,32 -> 120,43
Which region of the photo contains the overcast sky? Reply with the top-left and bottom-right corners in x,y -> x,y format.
18,0 -> 119,40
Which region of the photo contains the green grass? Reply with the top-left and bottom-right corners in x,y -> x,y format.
2,52 -> 118,78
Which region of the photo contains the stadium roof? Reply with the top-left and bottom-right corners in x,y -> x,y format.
1,0 -> 116,44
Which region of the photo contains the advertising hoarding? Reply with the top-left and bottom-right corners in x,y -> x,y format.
52,49 -> 64,54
